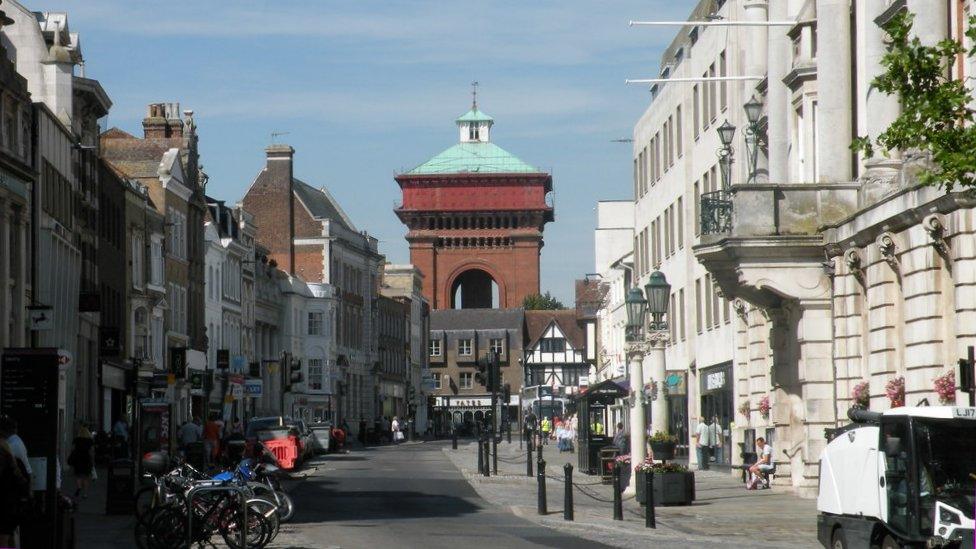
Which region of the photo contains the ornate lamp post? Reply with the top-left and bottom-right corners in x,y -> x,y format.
622,271 -> 671,496
742,95 -> 764,184
716,120 -> 736,191
622,286 -> 648,496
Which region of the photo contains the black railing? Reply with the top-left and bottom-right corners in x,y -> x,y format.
700,189 -> 733,235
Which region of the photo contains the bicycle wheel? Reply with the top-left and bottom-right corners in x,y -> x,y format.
146,504 -> 189,549
134,485 -> 159,521
274,491 -> 294,522
246,497 -> 280,544
219,501 -> 270,549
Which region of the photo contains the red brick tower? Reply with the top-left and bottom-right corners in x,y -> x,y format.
395,101 -> 553,310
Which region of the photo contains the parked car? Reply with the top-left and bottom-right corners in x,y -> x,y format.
246,416 -> 301,470
309,422 -> 333,454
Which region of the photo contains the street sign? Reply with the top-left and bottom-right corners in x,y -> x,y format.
27,306 -> 53,331
231,355 -> 247,373
244,379 -> 263,397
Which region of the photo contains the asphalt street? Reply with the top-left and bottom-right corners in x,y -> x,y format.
276,440 -> 612,549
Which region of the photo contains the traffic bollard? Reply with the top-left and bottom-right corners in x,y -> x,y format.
612,462 -> 623,521
477,437 -> 484,474
527,441 -> 534,477
452,430 -> 458,450
645,469 -> 656,529
537,459 -> 547,515
492,436 -> 498,474
507,422 -> 512,444
482,439 -> 490,477
563,463 -> 574,521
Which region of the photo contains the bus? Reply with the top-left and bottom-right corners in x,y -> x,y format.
521,385 -> 572,421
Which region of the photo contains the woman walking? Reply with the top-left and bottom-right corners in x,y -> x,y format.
68,422 -> 95,499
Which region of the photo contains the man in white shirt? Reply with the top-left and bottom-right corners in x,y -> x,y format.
748,437 -> 774,489
694,416 -> 712,470
0,415 -> 31,478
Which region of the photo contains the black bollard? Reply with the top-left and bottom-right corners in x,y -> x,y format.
492,436 -> 498,474
645,469 -> 656,529
612,462 -> 623,521
537,458 -> 547,515
452,430 -> 458,450
527,440 -> 534,477
537,434 -> 544,464
482,438 -> 490,477
477,436 -> 484,474
563,463 -> 574,521
507,422 -> 512,444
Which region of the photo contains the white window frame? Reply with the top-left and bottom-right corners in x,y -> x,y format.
490,338 -> 503,355
131,233 -> 145,289
429,339 -> 442,357
308,358 -> 324,391
459,372 -> 473,389
308,312 -> 324,336
150,236 -> 164,287
458,338 -> 472,356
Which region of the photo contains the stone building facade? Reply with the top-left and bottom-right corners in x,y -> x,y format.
394,103 -> 554,310
670,0 -> 976,496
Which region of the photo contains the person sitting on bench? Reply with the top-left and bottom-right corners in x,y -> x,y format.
747,437 -> 773,490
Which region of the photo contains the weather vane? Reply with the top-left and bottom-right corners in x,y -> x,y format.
471,81 -> 479,109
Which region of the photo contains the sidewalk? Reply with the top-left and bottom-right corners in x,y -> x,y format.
443,440 -> 820,549
66,467 -> 136,549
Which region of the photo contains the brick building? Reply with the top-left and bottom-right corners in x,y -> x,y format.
395,101 -> 554,310
242,144 -> 383,432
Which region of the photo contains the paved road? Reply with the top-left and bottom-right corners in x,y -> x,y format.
277,441 -> 611,548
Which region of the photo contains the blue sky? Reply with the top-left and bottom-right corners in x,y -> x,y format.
53,0 -> 691,304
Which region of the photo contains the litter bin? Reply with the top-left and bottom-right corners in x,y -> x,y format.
105,458 -> 135,515
185,441 -> 206,470
599,447 -> 620,484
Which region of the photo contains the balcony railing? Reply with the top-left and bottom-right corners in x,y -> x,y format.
700,189 -> 734,235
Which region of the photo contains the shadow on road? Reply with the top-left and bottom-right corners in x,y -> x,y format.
289,487 -> 483,524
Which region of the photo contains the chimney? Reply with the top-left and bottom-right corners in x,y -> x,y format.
143,102 -> 184,139
255,144 -> 296,273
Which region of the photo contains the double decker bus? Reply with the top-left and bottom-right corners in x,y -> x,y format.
521,385 -> 571,421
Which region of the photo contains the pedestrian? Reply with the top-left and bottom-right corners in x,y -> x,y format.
524,409 -> 538,441
540,415 -> 551,445
203,414 -> 222,464
392,416 -> 403,443
747,437 -> 774,489
0,436 -> 31,548
612,422 -> 627,453
178,417 -> 203,457
68,422 -> 95,499
694,416 -> 712,470
708,415 -> 722,465
358,420 -> 367,446
112,417 -> 130,458
0,415 -> 31,482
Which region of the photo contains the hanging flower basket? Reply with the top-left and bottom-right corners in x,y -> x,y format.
851,381 -> 870,409
933,370 -> 956,404
886,376 -> 905,408
738,400 -> 751,418
758,395 -> 771,419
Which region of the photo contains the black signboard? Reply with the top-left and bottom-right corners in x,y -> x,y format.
217,349 -> 230,370
249,361 -> 261,378
189,370 -> 213,391
1,348 -> 60,455
100,326 -> 122,357
169,347 -> 187,379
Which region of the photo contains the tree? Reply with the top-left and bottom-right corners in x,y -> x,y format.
852,12 -> 976,192
522,291 -> 565,310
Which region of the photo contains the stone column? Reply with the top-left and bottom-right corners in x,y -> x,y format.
647,334 -> 668,436
743,1 -> 769,80
816,0 -> 853,183
11,207 -> 26,347
623,341 -> 647,496
766,0 -> 789,183
860,0 -> 903,203
0,201 -> 8,351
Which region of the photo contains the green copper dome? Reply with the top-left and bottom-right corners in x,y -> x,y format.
406,142 -> 541,175
455,107 -> 494,123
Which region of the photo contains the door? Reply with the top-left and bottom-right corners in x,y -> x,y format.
880,417 -> 913,537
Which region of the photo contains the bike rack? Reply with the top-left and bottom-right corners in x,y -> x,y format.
186,483 -> 249,547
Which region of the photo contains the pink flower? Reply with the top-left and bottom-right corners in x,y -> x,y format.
885,376 -> 905,408
933,370 -> 956,404
758,395 -> 771,419
851,381 -> 870,409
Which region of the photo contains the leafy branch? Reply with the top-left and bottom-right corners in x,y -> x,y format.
852,11 -> 976,192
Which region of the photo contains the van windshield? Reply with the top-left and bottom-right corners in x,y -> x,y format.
914,417 -> 976,533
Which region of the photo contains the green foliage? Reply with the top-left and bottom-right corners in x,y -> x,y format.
522,291 -> 565,310
852,12 -> 976,192
648,430 -> 678,444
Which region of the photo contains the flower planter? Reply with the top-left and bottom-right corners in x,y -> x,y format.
637,470 -> 695,506
649,440 -> 676,461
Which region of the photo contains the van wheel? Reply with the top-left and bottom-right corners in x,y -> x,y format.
831,527 -> 848,549
880,535 -> 901,549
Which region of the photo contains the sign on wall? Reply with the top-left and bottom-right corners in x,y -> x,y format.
244,379 -> 263,397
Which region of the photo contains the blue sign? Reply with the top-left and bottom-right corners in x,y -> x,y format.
244,379 -> 263,397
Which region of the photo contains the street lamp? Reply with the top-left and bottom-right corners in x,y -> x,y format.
743,95 -> 764,184
622,273 -> 672,496
644,271 -> 671,332
716,120 -> 736,191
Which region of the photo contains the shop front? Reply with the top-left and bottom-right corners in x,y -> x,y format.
663,371 -> 689,459
699,362 -> 733,466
